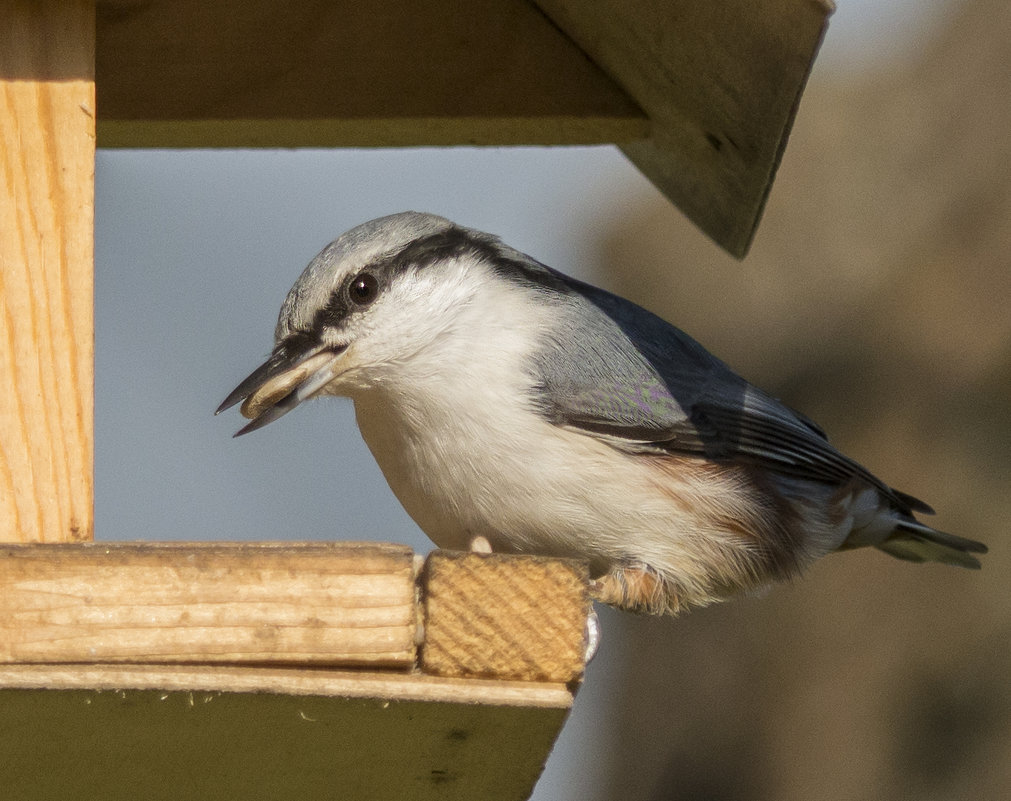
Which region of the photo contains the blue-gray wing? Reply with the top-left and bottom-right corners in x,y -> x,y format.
528,276 -> 925,510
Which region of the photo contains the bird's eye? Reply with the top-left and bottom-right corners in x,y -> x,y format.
348,272 -> 379,306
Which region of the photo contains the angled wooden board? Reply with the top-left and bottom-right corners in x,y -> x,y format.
536,0 -> 833,256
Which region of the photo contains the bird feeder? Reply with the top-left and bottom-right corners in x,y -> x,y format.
0,1 -> 830,798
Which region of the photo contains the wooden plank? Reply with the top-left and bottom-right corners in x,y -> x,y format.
0,665 -> 572,801
421,551 -> 590,683
536,0 -> 832,256
0,663 -> 574,706
0,542 -> 418,667
0,0 -> 95,542
95,0 -> 647,147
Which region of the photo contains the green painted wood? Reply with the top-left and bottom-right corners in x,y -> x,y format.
0,683 -> 569,800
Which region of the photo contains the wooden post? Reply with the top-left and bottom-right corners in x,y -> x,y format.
0,1 -> 95,543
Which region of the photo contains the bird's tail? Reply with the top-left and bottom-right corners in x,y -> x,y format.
876,518 -> 988,569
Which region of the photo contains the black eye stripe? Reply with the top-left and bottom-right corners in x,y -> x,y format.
306,225 -> 554,337
280,329 -> 318,356
309,272 -> 379,332
314,291 -> 349,330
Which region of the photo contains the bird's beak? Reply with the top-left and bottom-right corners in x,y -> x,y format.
215,343 -> 349,436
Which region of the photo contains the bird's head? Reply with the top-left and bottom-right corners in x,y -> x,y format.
216,211 -> 557,435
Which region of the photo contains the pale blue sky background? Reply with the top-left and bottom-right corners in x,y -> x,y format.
94,3 -> 954,799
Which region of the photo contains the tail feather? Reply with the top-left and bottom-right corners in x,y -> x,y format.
877,519 -> 988,570
890,488 -> 935,516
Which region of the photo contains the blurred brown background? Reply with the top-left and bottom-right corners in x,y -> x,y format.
582,0 -> 1009,798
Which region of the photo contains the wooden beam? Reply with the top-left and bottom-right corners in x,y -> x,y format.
95,0 -> 647,147
0,0 -> 95,543
0,542 -> 418,667
0,542 -> 593,675
421,551 -> 589,683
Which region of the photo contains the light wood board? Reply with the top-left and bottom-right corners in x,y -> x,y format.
0,541 -> 418,667
0,0 -> 95,543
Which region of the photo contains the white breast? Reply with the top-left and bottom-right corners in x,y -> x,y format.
350,275 -> 563,552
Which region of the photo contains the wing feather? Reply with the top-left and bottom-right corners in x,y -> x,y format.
528,270 -> 919,512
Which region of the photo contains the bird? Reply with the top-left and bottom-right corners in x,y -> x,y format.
216,211 -> 987,615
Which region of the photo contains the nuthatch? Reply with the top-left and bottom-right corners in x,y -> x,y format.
217,212 -> 987,614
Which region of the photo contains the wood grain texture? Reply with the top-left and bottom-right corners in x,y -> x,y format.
421,551 -> 590,683
0,663 -> 574,707
0,666 -> 572,801
95,0 -> 647,147
0,542 -> 418,667
0,0 -> 95,542
536,0 -> 832,257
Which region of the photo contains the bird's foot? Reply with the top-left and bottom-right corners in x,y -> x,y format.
589,563 -> 679,615
584,607 -> 601,663
468,535 -> 493,554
